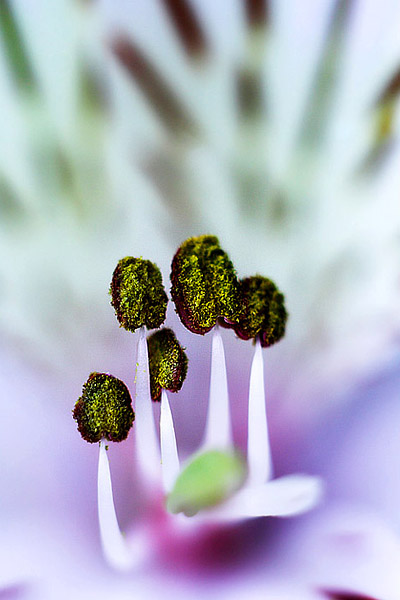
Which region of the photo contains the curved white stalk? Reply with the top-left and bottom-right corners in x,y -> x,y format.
134,327 -> 161,486
97,439 -> 133,571
201,475 -> 324,522
203,325 -> 232,451
247,338 -> 273,486
160,388 -> 180,494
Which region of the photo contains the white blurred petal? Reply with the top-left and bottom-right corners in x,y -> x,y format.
268,0 -> 337,178
11,0 -> 80,144
209,474 -> 323,521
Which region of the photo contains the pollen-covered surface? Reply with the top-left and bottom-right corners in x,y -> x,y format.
233,276 -> 288,347
110,256 -> 168,332
170,235 -> 242,335
147,328 -> 188,401
73,373 -> 135,443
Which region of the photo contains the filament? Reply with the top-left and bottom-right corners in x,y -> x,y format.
247,337 -> 273,486
134,326 -> 161,486
203,325 -> 232,450
97,439 -> 133,570
160,388 -> 180,493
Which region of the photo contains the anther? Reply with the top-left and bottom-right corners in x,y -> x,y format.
110,256 -> 168,332
232,275 -> 288,347
170,235 -> 242,334
147,328 -> 188,401
73,373 -> 135,443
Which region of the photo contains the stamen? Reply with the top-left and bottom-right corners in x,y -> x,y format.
110,256 -> 168,333
135,327 -> 161,485
147,328 -> 188,401
160,388 -> 180,494
146,328 -> 187,491
247,337 -> 273,486
203,325 -> 232,451
97,439 -> 133,571
73,372 -> 134,443
73,240 -> 323,553
229,275 -> 288,347
170,235 -> 242,335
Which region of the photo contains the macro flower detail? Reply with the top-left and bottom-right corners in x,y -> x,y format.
72,237 -> 323,572
110,256 -> 168,332
2,2 -> 400,598
147,327 -> 188,401
170,235 -> 242,334
73,372 -> 135,443
230,275 -> 288,347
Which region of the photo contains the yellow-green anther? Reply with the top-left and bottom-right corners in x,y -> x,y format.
73,373 -> 135,443
166,450 -> 247,517
147,328 -> 188,401
110,257 -> 168,332
170,235 -> 242,335
233,276 -> 288,347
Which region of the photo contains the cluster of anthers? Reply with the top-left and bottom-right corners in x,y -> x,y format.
73,235 -> 323,570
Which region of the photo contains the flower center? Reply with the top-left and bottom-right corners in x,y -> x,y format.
71,235 -> 324,573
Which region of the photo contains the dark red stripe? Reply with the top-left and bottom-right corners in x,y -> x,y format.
237,68 -> 263,117
320,588 -> 381,600
376,66 -> 400,105
111,37 -> 196,135
161,0 -> 207,56
245,0 -> 268,27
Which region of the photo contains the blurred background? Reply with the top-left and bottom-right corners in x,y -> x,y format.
1,1 -> 400,599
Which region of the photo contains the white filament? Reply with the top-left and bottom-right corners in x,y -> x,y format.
203,325 -> 232,450
134,327 -> 161,486
160,388 -> 180,494
97,439 -> 133,571
247,338 -> 273,486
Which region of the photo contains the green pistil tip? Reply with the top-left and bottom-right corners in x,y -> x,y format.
110,256 -> 168,332
234,275 -> 288,347
167,450 -> 247,517
147,328 -> 188,401
170,235 -> 242,335
73,373 -> 135,443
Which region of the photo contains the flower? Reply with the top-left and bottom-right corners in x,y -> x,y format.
72,241 -> 322,571
1,0 -> 400,599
